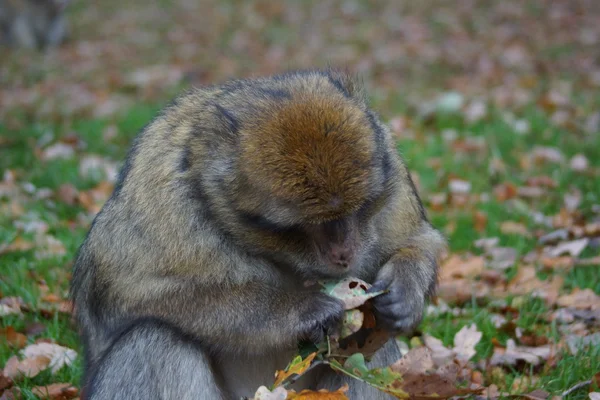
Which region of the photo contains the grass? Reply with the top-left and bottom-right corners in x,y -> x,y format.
1,90 -> 600,398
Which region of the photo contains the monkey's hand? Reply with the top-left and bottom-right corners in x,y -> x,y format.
298,293 -> 344,344
368,250 -> 437,333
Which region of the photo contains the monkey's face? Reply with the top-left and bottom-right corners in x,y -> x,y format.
219,88 -> 392,277
235,203 -> 378,278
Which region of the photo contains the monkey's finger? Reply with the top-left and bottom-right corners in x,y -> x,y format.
372,291 -> 402,306
366,280 -> 390,294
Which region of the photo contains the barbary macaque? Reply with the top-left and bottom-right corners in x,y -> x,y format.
0,0 -> 68,49
71,69 -> 446,399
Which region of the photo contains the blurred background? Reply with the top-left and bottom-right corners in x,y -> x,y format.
1,1 -> 600,398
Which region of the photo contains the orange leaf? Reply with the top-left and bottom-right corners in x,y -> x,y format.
1,327 -> 27,349
31,383 -> 79,399
273,353 -> 317,388
287,384 -> 349,399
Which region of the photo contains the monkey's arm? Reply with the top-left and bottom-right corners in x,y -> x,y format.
369,167 -> 446,332
124,279 -> 343,352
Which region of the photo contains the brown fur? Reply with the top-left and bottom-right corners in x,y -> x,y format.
71,69 -> 446,400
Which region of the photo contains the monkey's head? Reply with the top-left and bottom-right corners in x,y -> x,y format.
206,74 -> 394,278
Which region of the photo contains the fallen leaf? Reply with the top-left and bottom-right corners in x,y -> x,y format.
570,154 -> 589,172
24,322 -> 47,336
557,289 -> 600,310
474,211 -> 488,232
0,297 -> 25,317
330,353 -> 408,398
440,254 -> 485,281
531,146 -> 564,164
0,237 -> 34,255
546,238 -> 589,258
391,348 -> 483,399
41,143 -> 75,161
489,339 -> 552,366
79,155 -> 119,183
452,324 -> 482,363
34,234 -> 67,260
500,221 -> 532,237
493,183 -> 518,202
0,327 -> 27,349
448,179 -> 471,194
31,383 -> 79,400
423,335 -> 455,366
4,342 -> 77,379
566,333 -> 600,354
273,353 -> 317,388
3,355 -> 51,379
287,385 -> 349,399
506,266 -> 562,305
0,372 -> 12,391
486,247 -> 518,270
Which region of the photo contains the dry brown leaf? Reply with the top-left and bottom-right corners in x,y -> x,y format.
0,372 -> 13,391
506,266 -> 562,305
56,184 -> 79,206
286,385 -> 349,399
500,221 -> 532,237
540,256 -> 575,270
557,289 -> 600,310
391,348 -> 483,399
489,339 -> 552,366
0,297 -> 25,317
0,237 -> 35,255
31,383 -> 79,400
493,183 -> 518,202
0,327 -> 27,349
474,211 -> 488,232
3,355 -> 51,379
4,342 -> 77,379
439,254 -> 485,281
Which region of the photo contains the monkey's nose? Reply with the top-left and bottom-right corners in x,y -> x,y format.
330,246 -> 352,268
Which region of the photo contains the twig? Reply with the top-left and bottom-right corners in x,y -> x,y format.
561,380 -> 592,397
280,359 -> 327,389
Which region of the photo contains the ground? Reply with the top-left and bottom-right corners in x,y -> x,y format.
0,0 -> 599,399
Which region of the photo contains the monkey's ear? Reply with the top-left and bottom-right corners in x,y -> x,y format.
214,104 -> 240,134
326,68 -> 366,102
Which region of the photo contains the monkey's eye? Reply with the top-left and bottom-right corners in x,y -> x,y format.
239,212 -> 300,234
357,191 -> 389,219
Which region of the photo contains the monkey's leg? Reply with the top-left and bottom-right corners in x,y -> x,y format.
44,17 -> 67,47
84,318 -> 226,400
316,338 -> 401,399
10,16 -> 38,48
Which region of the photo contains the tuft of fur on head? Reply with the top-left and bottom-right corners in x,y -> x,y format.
239,88 -> 375,223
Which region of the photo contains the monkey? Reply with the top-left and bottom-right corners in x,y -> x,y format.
70,69 -> 446,400
0,0 -> 68,49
